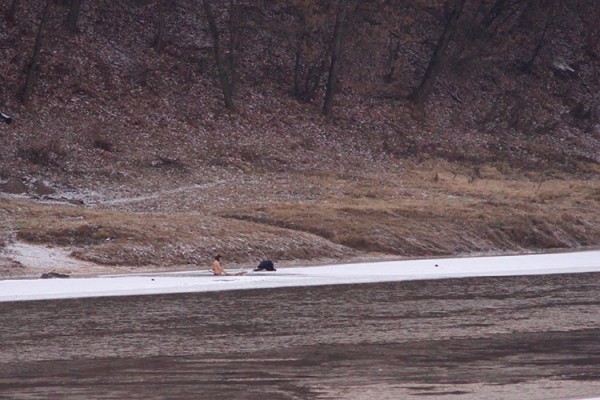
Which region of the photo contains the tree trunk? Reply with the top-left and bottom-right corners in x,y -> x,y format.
152,0 -> 166,53
523,2 -> 553,72
228,0 -> 241,90
7,0 -> 20,22
203,0 -> 235,111
410,0 -> 466,117
293,23 -> 307,99
21,0 -> 51,104
66,0 -> 82,33
481,0 -> 509,29
322,0 -> 349,119
384,32 -> 401,83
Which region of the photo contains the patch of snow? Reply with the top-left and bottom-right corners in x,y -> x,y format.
4,242 -> 97,272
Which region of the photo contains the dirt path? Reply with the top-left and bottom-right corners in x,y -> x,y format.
91,181 -> 226,206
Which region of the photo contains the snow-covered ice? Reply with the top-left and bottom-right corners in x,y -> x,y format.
1,250 -> 599,302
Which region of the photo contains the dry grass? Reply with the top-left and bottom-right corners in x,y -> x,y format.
0,197 -> 358,271
223,161 -> 600,256
1,160 -> 599,277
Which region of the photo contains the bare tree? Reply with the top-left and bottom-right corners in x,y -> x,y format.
521,0 -> 556,72
203,0 -> 236,111
66,0 -> 83,33
458,0 -> 524,49
292,3 -> 330,102
7,0 -> 20,22
292,8 -> 308,99
384,31 -> 402,83
410,0 -> 467,118
322,0 -> 350,119
228,0 -> 242,90
21,0 -> 51,104
152,0 -> 167,53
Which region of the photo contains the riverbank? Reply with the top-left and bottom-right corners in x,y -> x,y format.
2,161 -> 599,279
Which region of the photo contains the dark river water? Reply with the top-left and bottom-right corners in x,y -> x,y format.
1,272 -> 600,399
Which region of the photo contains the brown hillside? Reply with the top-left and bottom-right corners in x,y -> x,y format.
0,0 -> 599,277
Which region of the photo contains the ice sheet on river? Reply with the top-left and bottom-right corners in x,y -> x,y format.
1,250 -> 599,302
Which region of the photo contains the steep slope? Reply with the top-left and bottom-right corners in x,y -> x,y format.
0,0 -> 599,277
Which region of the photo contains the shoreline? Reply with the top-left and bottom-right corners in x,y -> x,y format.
3,240 -> 599,280
2,249 -> 599,303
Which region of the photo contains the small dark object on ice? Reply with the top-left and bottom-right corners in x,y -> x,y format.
254,259 -> 276,272
41,271 -> 70,279
0,111 -> 12,124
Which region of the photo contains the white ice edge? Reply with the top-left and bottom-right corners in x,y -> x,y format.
1,250 -> 599,302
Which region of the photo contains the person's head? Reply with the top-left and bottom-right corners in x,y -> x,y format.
215,254 -> 221,261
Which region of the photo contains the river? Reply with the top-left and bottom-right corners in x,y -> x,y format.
1,272 -> 600,399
